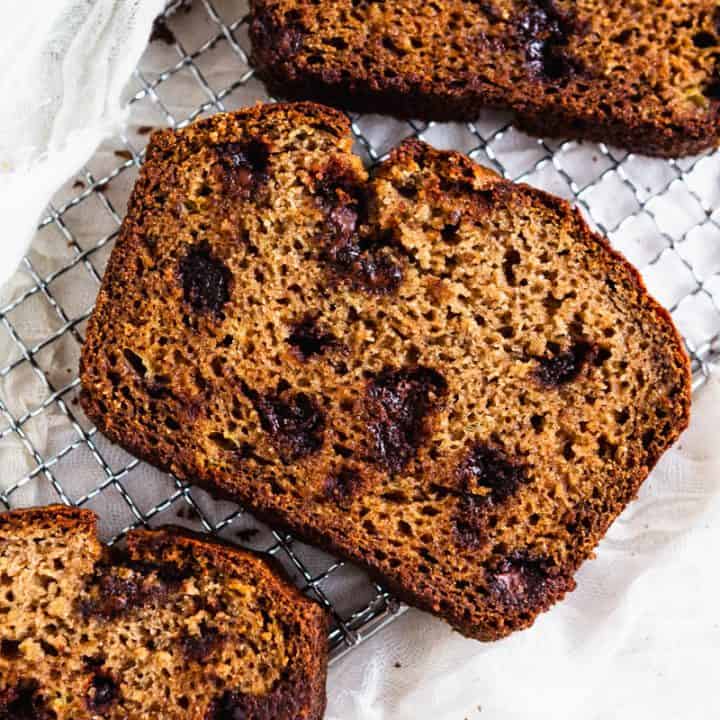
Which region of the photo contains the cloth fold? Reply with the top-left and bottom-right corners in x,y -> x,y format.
0,0 -> 165,287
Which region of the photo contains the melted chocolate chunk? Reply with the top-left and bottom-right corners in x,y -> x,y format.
705,79 -> 720,101
534,341 -> 597,387
453,447 -> 529,548
325,228 -> 404,293
366,366 -> 447,473
330,244 -> 403,293
0,681 -> 51,720
0,639 -> 20,659
314,160 -> 403,293
520,0 -> 583,79
488,553 -> 560,608
314,157 -> 364,204
81,573 -> 143,619
183,624 -> 224,662
82,654 -> 106,669
86,674 -> 118,713
179,241 -> 231,316
81,561 -> 191,619
251,9 -> 305,60
287,316 -> 337,360
693,31 -> 717,49
214,139 -> 270,198
458,445 -> 528,504
243,383 -> 325,463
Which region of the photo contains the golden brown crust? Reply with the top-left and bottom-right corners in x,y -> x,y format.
80,102 -> 692,641
249,0 -> 720,157
0,505 -> 328,720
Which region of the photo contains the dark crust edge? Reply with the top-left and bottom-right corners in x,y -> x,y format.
0,505 -> 329,720
0,505 -> 98,534
248,3 -> 720,159
79,104 -> 692,641
144,100 -> 352,165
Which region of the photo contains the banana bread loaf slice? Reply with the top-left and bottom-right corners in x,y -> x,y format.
0,506 -> 327,720
249,0 -> 720,157
80,102 -> 691,641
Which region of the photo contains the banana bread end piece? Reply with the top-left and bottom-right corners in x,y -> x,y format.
249,0 -> 720,157
0,505 -> 328,720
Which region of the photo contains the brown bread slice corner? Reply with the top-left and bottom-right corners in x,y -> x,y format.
248,0 -> 720,157
0,505 -> 328,720
80,102 -> 691,640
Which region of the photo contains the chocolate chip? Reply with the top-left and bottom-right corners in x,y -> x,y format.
328,204 -> 359,238
366,366 -> 447,473
86,674 -> 118,713
314,160 -> 404,294
0,639 -> 20,659
314,157 -> 365,205
214,139 -> 270,198
178,240 -> 231,316
519,0 -> 583,79
440,223 -> 460,243
243,383 -> 325,463
81,561 -> 191,619
534,340 -> 597,387
704,80 -> 720,100
80,573 -> 140,618
488,553 -> 559,607
0,681 -> 50,720
326,231 -> 403,293
250,9 -> 305,60
287,316 -> 338,360
183,624 -> 224,662
82,654 -> 106,669
458,444 -> 529,504
693,31 -> 717,48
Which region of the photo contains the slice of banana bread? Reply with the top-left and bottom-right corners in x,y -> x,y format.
0,506 -> 327,720
249,0 -> 720,157
80,102 -> 691,641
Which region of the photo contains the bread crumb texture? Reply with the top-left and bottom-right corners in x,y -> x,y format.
249,0 -> 720,156
0,506 -> 327,720
80,102 -> 691,640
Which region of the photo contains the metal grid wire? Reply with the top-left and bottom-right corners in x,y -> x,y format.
1,0 -> 719,662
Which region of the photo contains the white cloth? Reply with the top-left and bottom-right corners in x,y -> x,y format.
1,3 -> 719,719
0,0 -> 165,287
327,371 -> 720,720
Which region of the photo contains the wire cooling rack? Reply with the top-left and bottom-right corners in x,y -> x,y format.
1,0 -> 719,662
